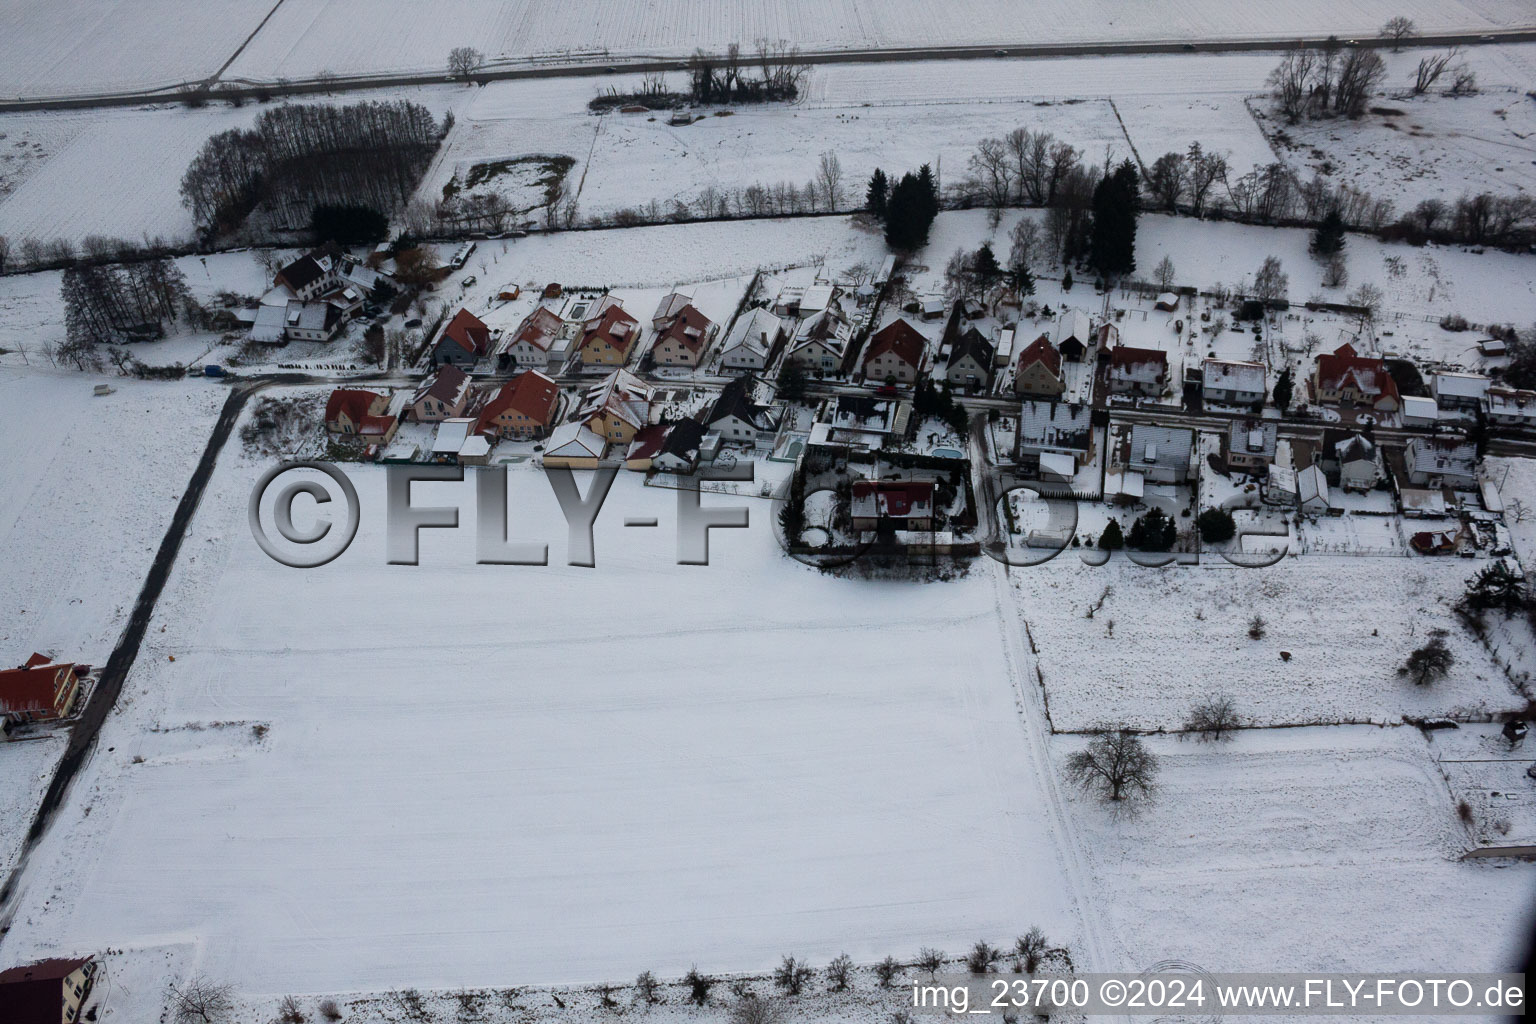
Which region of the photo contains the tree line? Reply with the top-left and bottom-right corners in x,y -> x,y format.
179,100 -> 446,240
56,258 -> 192,367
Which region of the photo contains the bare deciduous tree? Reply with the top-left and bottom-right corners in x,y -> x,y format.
1153,255 -> 1176,290
1065,729 -> 1158,802
1400,630 -> 1454,686
1014,928 -> 1049,973
1380,15 -> 1417,49
171,977 -> 234,1024
1186,695 -> 1240,740
1252,255 -> 1288,305
774,955 -> 814,995
826,953 -> 854,992
815,151 -> 844,210
730,997 -> 787,1024
1411,48 -> 1459,95
916,948 -> 945,980
448,47 -> 484,79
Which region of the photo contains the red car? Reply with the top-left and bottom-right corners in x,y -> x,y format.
874,384 -> 899,397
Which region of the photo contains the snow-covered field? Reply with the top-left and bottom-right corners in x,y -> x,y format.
1016,557 -> 1529,733
0,454 -> 1090,994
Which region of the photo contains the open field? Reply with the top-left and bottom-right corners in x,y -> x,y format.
0,456 -> 1089,993
1016,558 -> 1528,733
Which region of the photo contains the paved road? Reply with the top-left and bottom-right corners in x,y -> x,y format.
3,27 -> 1534,113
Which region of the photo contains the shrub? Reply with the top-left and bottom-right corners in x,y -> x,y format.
826,953 -> 854,992
634,970 -> 660,1005
774,955 -> 814,995
684,967 -> 714,1006
1248,614 -> 1266,640
279,995 -> 305,1023
1439,313 -> 1469,331
319,1001 -> 342,1022
967,940 -> 999,974
1128,508 -> 1177,551
1196,507 -> 1236,543
875,956 -> 902,987
916,948 -> 945,979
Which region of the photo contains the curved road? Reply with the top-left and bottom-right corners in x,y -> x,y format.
2,27 -> 1533,113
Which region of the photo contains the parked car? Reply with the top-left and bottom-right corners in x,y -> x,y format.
203,364 -> 228,378
874,384 -> 899,397
461,276 -> 478,288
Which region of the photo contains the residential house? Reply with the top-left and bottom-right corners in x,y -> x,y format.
653,418 -> 707,473
433,308 -> 493,368
705,376 -> 780,447
502,306 -> 564,369
1127,423 -> 1195,483
785,302 -> 851,375
651,292 -> 693,330
624,424 -> 669,471
574,369 -> 653,445
809,394 -> 911,453
408,365 -> 472,423
1297,463 -> 1331,514
274,253 -> 338,301
1055,310 -> 1093,361
1404,436 -> 1478,489
1108,347 -> 1170,398
0,956 -> 98,1024
863,318 -> 926,384
249,303 -> 289,344
1401,394 -> 1439,428
1223,419 -> 1278,471
1322,430 -> 1381,490
1485,386 -> 1536,428
851,480 -> 935,531
943,310 -> 994,391
324,389 -> 395,443
1311,343 -> 1400,412
1202,359 -> 1267,408
1094,322 -> 1119,352
651,304 -> 717,368
720,307 -> 783,371
1431,371 -> 1491,412
1015,401 -> 1093,479
476,371 -> 561,440
577,303 -> 641,368
0,654 -> 82,727
1012,335 -> 1065,399
542,422 -> 607,468
283,300 -> 344,343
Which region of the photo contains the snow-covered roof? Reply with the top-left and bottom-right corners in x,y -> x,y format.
545,422 -> 605,459
458,435 -> 490,458
1202,358 -> 1266,395
431,418 -> 475,455
1018,401 -> 1092,452
1401,395 -> 1438,421
1039,451 -> 1076,480
1406,436 -> 1477,476
1432,371 -> 1491,401
722,307 -> 782,360
1055,309 -> 1092,346
800,284 -> 836,316
250,303 -> 288,343
1297,464 -> 1329,508
1227,419 -> 1277,458
1128,424 -> 1193,474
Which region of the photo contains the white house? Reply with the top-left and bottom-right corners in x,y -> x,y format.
1127,423 -> 1195,483
1485,387 -> 1536,428
705,376 -> 780,446
1431,371 -> 1491,412
1201,359 -> 1267,407
1404,437 -> 1478,489
1297,464 -> 1331,514
720,307 -> 783,371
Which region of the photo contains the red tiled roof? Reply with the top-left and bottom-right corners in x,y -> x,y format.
0,662 -> 73,717
625,423 -> 669,461
513,307 -> 564,351
851,479 -> 934,518
0,956 -> 93,1021
412,364 -> 469,406
579,305 -> 639,352
324,389 -> 383,424
1016,334 -> 1061,376
1109,346 -> 1169,372
1315,343 -> 1399,401
477,371 -> 560,433
864,318 -> 926,370
654,304 -> 713,353
442,308 -> 492,357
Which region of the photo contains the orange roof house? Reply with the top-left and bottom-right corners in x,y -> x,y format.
432,309 -> 493,368
1312,342 -> 1400,411
863,318 -> 926,383
1012,335 -> 1064,398
477,371 -> 561,440
577,304 -> 641,367
650,304 -> 716,367
0,655 -> 82,725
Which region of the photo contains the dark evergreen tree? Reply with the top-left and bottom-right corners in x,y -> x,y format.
1098,519 -> 1124,550
973,242 -> 1002,288
1273,366 -> 1294,411
1088,159 -> 1140,279
916,163 -> 940,223
1310,209 -> 1347,257
885,172 -> 936,251
1128,508 -> 1177,551
866,168 -> 889,219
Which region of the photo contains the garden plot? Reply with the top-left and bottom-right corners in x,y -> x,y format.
1012,555 -> 1527,732
0,456 -> 1087,995
1061,726 -> 1532,979
1256,89 -> 1536,209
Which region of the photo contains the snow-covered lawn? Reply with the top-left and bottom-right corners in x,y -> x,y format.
1063,725 -> 1530,978
0,453 -> 1087,995
0,733 -> 65,878
1012,555 -> 1529,732
0,367 -> 225,663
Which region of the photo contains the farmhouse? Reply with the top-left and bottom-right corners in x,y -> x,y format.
863,318 -> 926,384
476,371 -> 561,440
1108,347 -> 1169,398
1012,336 -> 1065,398
0,654 -> 82,727
0,956 -> 98,1024
408,364 -> 471,423
433,308 -> 493,368
719,307 -> 783,371
1311,343 -> 1399,412
650,303 -> 717,368
1202,359 -> 1266,407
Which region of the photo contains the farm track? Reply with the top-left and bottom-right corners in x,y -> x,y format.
1,28 -> 1534,114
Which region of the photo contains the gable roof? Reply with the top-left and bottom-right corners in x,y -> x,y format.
546,422 -> 605,459
707,376 -> 776,431
654,304 -> 713,353
653,292 -> 692,323
275,253 -> 329,291
864,318 -> 926,370
1406,436 -> 1477,475
511,306 -> 564,352
1016,335 -> 1061,377
441,308 -> 492,358
1227,419 -> 1278,459
1331,431 -> 1376,464
0,956 -> 92,1021
478,371 -> 560,432
324,388 -> 383,424
659,418 -> 707,460
411,364 -> 470,408
1109,346 -> 1169,383
576,368 -> 652,430
722,307 -> 782,360
578,304 -> 639,352
1128,423 -> 1194,473
0,661 -> 72,716
1055,309 -> 1093,347
1314,343 -> 1398,401
625,424 -> 669,461
851,479 -> 934,520
949,326 -> 994,370
1202,358 -> 1265,394
1017,400 -> 1092,451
